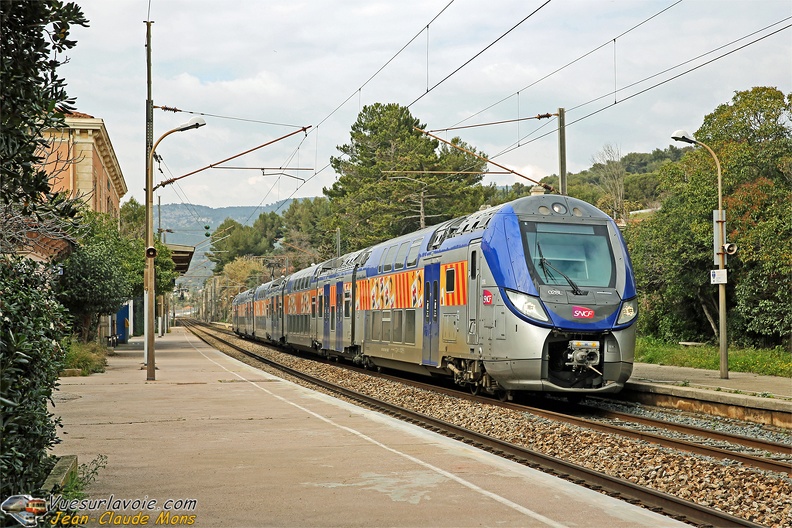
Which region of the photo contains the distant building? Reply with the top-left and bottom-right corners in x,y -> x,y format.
29,112 -> 131,342
45,111 -> 127,218
15,112 -> 127,262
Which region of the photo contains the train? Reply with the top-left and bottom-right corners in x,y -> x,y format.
232,193 -> 637,400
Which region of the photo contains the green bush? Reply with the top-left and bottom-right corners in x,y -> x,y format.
63,339 -> 107,375
635,336 -> 792,377
1,256 -> 71,497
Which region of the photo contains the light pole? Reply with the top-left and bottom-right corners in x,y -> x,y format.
145,117 -> 206,381
671,130 -> 728,379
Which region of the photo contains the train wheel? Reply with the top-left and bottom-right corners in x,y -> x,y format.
496,389 -> 511,402
469,383 -> 480,396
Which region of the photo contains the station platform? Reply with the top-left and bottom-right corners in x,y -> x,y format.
50,327 -> 687,527
627,360 -> 791,428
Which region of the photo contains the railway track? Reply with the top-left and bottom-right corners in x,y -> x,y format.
183,320 -> 784,527
385,377 -> 791,475
202,321 -> 791,474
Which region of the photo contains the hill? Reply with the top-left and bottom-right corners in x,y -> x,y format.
154,199 -> 294,285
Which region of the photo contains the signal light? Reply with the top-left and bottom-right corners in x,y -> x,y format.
204,225 -> 211,237
146,246 -> 157,258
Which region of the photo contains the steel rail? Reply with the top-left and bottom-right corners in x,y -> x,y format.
367,371 -> 791,476
580,402 -> 791,455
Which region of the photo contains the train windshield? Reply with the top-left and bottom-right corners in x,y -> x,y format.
521,222 -> 615,288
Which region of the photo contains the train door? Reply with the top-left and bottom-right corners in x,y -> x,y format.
467,242 -> 481,346
322,283 -> 331,350
422,261 -> 440,365
311,285 -> 318,345
335,280 -> 343,352
351,268 -> 364,348
271,283 -> 283,341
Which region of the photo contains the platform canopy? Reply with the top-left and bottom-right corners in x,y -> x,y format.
166,244 -> 195,274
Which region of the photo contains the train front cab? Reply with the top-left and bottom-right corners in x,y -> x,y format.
473,196 -> 637,395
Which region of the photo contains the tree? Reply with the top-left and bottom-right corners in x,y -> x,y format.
591,144 -> 627,221
120,197 -> 146,240
281,197 -> 332,266
728,177 -> 791,346
55,213 -> 136,340
0,0 -> 87,217
326,103 -> 488,251
0,0 -> 88,497
208,217 -> 269,274
626,87 -> 791,347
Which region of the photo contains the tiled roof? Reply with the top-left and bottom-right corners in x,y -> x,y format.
62,110 -> 95,119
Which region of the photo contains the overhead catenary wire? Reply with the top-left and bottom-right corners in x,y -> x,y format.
491,21 -> 792,160
416,127 -> 556,193
313,0 -> 456,131
449,0 -> 684,128
153,126 -> 311,191
154,105 -> 303,129
408,0 -> 553,108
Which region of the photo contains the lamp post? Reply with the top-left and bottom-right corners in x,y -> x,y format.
671,130 -> 728,379
145,117 -> 206,381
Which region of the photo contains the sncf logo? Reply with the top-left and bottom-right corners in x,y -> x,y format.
482,290 -> 493,305
572,306 -> 595,319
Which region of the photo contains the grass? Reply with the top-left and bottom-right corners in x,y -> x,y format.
635,336 -> 792,377
60,454 -> 107,500
63,338 -> 108,375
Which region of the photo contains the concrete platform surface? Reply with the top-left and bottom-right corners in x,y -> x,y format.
51,328 -> 685,528
630,362 -> 791,400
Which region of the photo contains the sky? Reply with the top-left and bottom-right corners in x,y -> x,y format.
59,0 -> 792,211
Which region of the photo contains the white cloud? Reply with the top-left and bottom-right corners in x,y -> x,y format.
59,0 -> 792,209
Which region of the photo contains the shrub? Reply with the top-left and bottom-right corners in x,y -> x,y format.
63,338 -> 107,375
0,256 -> 71,497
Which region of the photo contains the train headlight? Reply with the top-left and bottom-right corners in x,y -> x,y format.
617,298 -> 638,325
505,290 -> 549,322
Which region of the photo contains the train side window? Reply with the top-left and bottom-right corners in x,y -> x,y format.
406,239 -> 421,267
424,281 -> 431,322
372,311 -> 382,341
330,306 -> 336,330
392,310 -> 403,343
404,310 -> 416,344
445,268 -> 455,293
318,294 -> 323,318
377,250 -> 387,273
394,242 -> 410,271
469,250 -> 477,279
382,310 -> 392,342
344,289 -> 351,318
383,245 -> 397,273
432,280 -> 439,321
311,296 -> 316,317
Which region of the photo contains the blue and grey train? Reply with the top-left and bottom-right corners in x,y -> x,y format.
233,194 -> 637,399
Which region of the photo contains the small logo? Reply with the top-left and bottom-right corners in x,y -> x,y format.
546,289 -> 563,295
572,306 -> 595,319
2,495 -> 48,527
482,290 -> 493,305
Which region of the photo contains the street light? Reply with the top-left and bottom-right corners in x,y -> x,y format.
671,129 -> 728,379
145,117 -> 206,381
